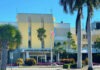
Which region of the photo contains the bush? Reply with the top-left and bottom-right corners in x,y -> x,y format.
16,58 -> 24,66
63,64 -> 69,69
61,58 -> 75,64
85,58 -> 88,65
82,60 -> 86,66
82,58 -> 88,66
25,58 -> 37,66
63,63 -> 77,69
70,64 -> 77,68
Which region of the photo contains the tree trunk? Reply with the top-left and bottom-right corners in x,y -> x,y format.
57,53 -> 60,62
41,39 -> 44,49
1,41 -> 8,70
77,8 -> 82,68
86,8 -> 93,69
68,38 -> 70,53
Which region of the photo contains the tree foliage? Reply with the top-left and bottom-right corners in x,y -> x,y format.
67,32 -> 76,49
56,42 -> 61,47
53,42 -> 65,53
37,28 -> 46,41
37,28 -> 46,48
60,0 -> 100,68
94,37 -> 100,49
53,45 -> 65,54
67,32 -> 72,39
0,24 -> 21,50
0,24 -> 22,70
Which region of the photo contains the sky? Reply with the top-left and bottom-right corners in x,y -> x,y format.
0,0 -> 100,28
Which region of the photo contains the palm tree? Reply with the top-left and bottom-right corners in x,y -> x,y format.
95,37 -> 100,49
74,1 -> 84,68
63,41 -> 67,52
53,43 -> 65,62
8,29 -> 21,50
85,0 -> 100,69
60,0 -> 84,68
67,32 -> 72,51
0,24 -> 21,70
70,39 -> 77,50
37,28 -> 46,49
54,42 -> 61,62
66,32 -> 76,56
56,42 -> 61,47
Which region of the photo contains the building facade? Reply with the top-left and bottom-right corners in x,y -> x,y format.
16,13 -> 55,63
70,22 -> 100,53
54,22 -> 70,45
0,13 -> 71,64
0,13 -> 100,64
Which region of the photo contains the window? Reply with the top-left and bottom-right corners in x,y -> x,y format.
28,40 -> 31,48
96,23 -> 100,29
28,27 -> 31,36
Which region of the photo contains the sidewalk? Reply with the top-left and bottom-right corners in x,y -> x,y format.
6,65 -> 100,70
93,65 -> 100,70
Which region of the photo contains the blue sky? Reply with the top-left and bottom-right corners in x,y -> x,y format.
0,0 -> 100,28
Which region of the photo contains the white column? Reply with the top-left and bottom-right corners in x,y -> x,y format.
50,31 -> 53,64
51,47 -> 53,64
45,55 -> 47,62
26,52 -> 29,59
41,56 -> 42,62
37,56 -> 38,63
23,53 -> 26,61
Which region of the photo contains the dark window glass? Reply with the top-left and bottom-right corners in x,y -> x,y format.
96,23 -> 100,29
28,40 -> 31,48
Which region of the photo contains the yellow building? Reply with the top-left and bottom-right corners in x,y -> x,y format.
17,13 -> 54,62
17,13 -> 54,49
1,14 -> 99,64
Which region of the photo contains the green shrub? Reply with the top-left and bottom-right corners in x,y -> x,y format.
82,60 -> 86,66
63,64 -> 69,69
25,58 -> 37,66
61,58 -> 75,64
70,64 -> 77,68
16,58 -> 24,66
82,58 -> 88,66
85,58 -> 88,65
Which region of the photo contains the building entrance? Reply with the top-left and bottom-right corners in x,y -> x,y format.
30,55 -> 46,63
22,51 -> 48,63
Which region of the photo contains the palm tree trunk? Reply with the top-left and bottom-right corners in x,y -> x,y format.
86,8 -> 93,69
68,38 -> 70,53
1,41 -> 8,70
77,8 -> 82,68
67,39 -> 70,58
57,53 -> 60,62
41,39 -> 44,49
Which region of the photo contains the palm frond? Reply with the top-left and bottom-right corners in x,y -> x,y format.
60,0 -> 75,13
